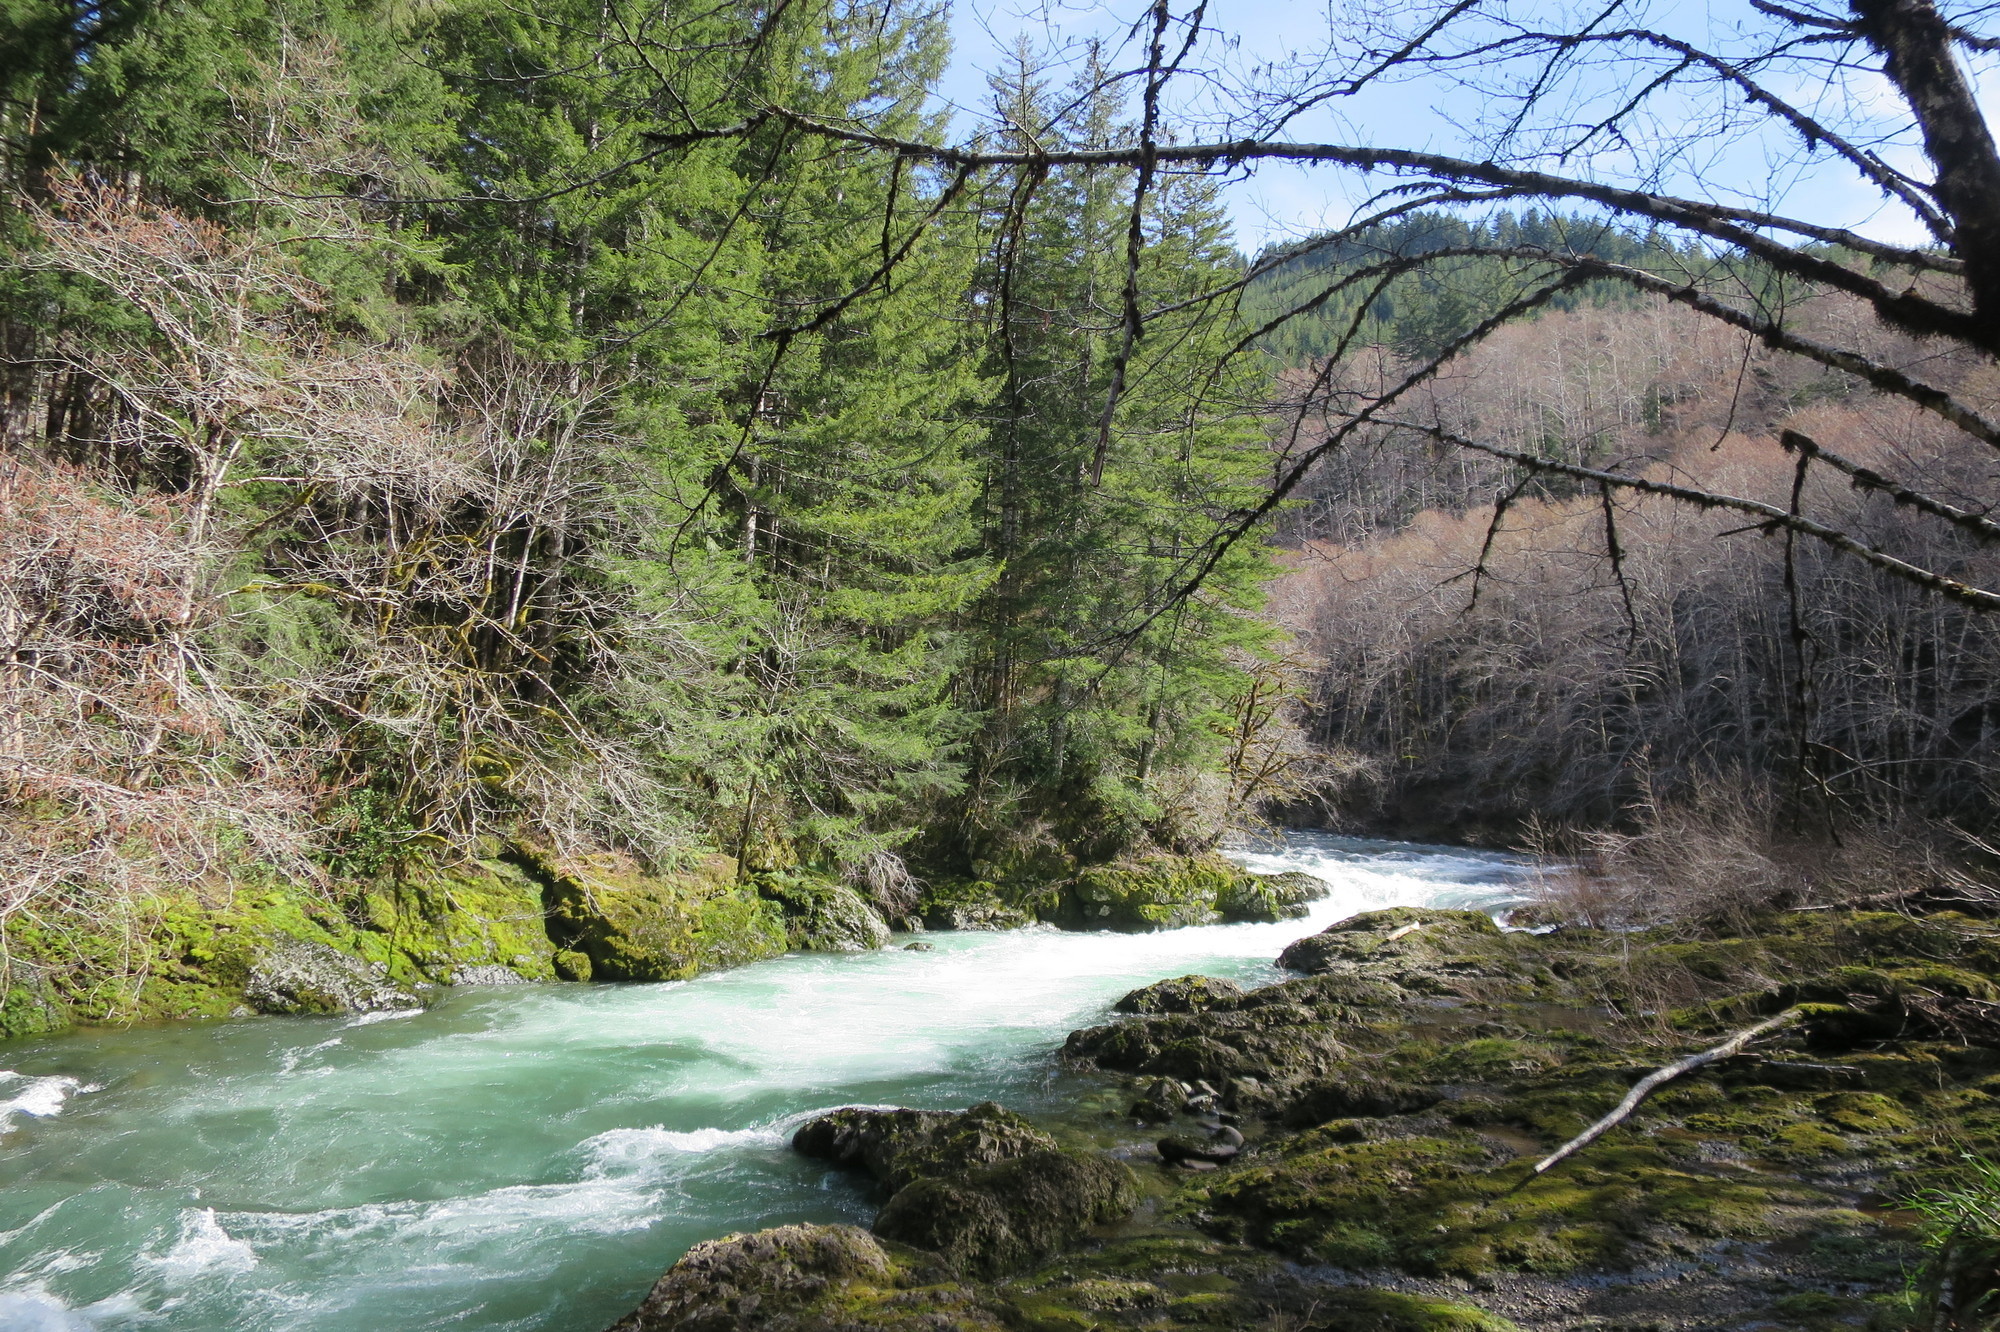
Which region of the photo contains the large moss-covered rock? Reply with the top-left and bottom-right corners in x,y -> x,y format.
607,1224 -> 943,1332
0,966 -> 70,1040
528,849 -> 790,981
1277,905 -> 1506,977
1054,854 -> 1249,931
916,878 -> 1046,931
1114,973 -> 1246,1015
793,1101 -> 1137,1278
872,1147 -> 1138,1277
1217,869 -> 1330,922
754,873 -> 890,952
793,1102 -> 1054,1195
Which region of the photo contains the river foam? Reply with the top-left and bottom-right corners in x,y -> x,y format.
0,1072 -> 95,1134
0,833 -> 1532,1332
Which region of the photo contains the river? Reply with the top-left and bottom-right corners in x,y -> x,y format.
0,834 -> 1532,1332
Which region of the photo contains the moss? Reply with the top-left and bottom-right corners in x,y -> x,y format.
918,877 -> 1050,931
1216,870 -> 1329,923
0,972 -> 70,1039
1301,1290 -> 1524,1332
1815,1091 -> 1915,1134
754,871 -> 890,952
1054,854 -> 1252,932
1763,1123 -> 1852,1163
354,859 -> 556,983
1205,1128 -> 1811,1277
874,1148 -> 1139,1276
527,848 -> 790,981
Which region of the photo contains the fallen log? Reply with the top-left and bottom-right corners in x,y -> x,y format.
1520,1008 -> 1802,1185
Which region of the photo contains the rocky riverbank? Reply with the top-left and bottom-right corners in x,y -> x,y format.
605,904 -> 2000,1331
0,848 -> 1304,1040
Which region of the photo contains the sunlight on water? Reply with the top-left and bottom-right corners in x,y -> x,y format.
0,835 -> 1531,1332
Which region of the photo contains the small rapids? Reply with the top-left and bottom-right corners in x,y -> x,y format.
0,834 -> 1532,1332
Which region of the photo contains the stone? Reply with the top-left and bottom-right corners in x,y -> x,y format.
793,1102 -> 1054,1196
1277,906 -> 1504,976
1130,1076 -> 1190,1122
244,937 -> 420,1016
607,1223 -> 893,1332
1157,1125 -> 1242,1165
756,873 -> 891,952
1282,1076 -> 1444,1125
1114,974 -> 1246,1015
1054,856 -> 1241,932
527,849 -> 790,981
1216,870 -> 1331,923
872,1147 -> 1138,1277
451,963 -> 531,985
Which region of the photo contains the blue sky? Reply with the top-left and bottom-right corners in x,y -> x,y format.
927,0 -> 1992,254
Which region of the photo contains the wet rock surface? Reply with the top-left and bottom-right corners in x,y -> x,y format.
792,1102 -> 1056,1196
244,937 -> 420,1015
609,903 -> 2000,1332
793,1102 -> 1137,1277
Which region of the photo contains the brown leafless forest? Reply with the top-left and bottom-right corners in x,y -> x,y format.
1276,288 -> 2000,916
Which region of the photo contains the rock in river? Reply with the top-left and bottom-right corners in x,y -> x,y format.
244,937 -> 420,1016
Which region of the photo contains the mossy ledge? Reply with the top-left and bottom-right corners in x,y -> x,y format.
607,903 -> 2000,1331
0,850 -> 1317,1039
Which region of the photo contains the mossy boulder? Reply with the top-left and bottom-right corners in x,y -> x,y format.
1114,974 -> 1246,1015
1217,869 -> 1330,922
527,849 -> 791,981
793,1101 -> 1137,1279
873,1147 -> 1138,1277
917,878 -> 1047,931
1301,1290 -> 1524,1332
1054,854 -> 1251,931
1277,906 -> 1505,978
605,1223 -> 985,1332
793,1102 -> 1055,1195
755,872 -> 890,952
1282,1074 -> 1445,1125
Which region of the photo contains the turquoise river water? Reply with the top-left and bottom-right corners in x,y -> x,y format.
0,835 -> 1533,1332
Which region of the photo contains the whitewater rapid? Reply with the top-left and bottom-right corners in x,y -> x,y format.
0,833 -> 1531,1332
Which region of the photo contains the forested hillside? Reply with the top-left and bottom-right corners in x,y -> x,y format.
7,0 -> 2000,1021
0,0 -> 1295,1027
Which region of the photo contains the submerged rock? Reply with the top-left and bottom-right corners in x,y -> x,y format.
1157,1124 -> 1242,1165
244,937 -> 420,1015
